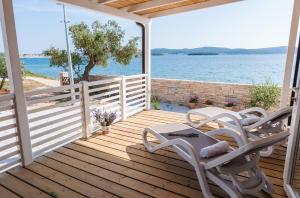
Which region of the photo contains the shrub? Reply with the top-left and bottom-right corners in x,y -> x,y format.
247,80 -> 281,110
152,96 -> 160,110
189,96 -> 199,104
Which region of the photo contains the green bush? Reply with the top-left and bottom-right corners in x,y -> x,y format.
152,96 -> 160,110
247,80 -> 281,110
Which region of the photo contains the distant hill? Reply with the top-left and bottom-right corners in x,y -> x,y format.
151,46 -> 287,55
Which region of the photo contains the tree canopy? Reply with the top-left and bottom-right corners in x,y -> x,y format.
44,20 -> 139,81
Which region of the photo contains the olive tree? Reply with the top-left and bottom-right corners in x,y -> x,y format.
44,20 -> 139,81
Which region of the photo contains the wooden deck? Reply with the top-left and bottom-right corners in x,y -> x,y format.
0,110 -> 288,198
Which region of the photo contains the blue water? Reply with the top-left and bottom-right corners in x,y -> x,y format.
21,54 -> 287,85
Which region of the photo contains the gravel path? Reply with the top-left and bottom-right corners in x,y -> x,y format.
25,77 -> 60,87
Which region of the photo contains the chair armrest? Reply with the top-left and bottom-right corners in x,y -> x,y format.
206,128 -> 245,147
199,113 -> 249,145
238,107 -> 268,118
143,129 -> 199,167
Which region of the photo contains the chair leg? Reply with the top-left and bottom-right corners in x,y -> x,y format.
195,167 -> 214,198
206,171 -> 242,198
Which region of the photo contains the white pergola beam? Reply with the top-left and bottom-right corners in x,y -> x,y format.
56,0 -> 150,24
122,0 -> 187,13
143,0 -> 241,18
95,0 -> 118,5
280,0 -> 300,108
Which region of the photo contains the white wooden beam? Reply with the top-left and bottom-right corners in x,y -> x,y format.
56,0 -> 150,24
280,0 -> 300,108
96,0 -> 118,5
145,21 -> 151,110
0,0 -> 33,166
143,0 -> 241,18
122,0 -> 187,13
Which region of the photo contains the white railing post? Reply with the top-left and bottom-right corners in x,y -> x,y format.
145,21 -> 152,110
0,0 -> 32,166
121,76 -> 127,121
81,81 -> 91,139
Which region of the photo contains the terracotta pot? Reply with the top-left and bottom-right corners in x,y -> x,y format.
188,102 -> 198,109
0,90 -> 9,95
102,125 -> 111,134
224,106 -> 238,111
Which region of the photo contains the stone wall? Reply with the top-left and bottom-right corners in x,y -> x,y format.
151,78 -> 254,109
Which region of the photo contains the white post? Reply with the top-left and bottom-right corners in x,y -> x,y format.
280,0 -> 300,108
121,76 -> 127,121
0,0 -> 33,166
81,81 -> 90,139
145,21 -> 152,110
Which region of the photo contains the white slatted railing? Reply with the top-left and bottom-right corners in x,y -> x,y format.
86,77 -> 122,133
124,74 -> 147,117
0,74 -> 148,173
25,84 -> 83,158
0,93 -> 22,172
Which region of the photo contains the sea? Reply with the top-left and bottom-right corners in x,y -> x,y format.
21,54 -> 287,85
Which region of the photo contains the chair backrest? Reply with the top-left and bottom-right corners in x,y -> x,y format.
205,131 -> 290,169
247,106 -> 292,131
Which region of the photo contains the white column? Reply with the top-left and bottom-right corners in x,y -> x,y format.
145,20 -> 152,110
121,76 -> 127,121
0,0 -> 33,166
81,81 -> 90,139
280,0 -> 300,108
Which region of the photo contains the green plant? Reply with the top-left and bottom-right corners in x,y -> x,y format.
247,80 -> 281,110
49,192 -> 58,198
44,20 -> 139,81
93,109 -> 117,126
152,96 -> 160,110
189,96 -> 199,104
204,99 -> 213,105
0,53 -> 25,90
224,97 -> 238,107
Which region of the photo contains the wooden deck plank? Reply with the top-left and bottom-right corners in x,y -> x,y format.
35,155 -> 151,198
0,110 -> 288,197
50,147 -> 202,198
8,166 -> 86,198
26,162 -> 118,198
0,184 -> 20,198
0,172 -> 49,198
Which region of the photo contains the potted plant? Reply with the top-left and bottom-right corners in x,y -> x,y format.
224,97 -> 238,111
188,96 -> 199,109
152,96 -> 160,110
203,99 -> 214,107
93,109 -> 117,134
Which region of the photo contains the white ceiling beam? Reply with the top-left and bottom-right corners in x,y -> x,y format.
95,0 -> 119,5
121,0 -> 187,13
55,0 -> 150,24
144,0 -> 242,18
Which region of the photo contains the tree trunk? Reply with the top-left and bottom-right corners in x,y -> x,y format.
0,77 -> 6,90
82,58 -> 95,81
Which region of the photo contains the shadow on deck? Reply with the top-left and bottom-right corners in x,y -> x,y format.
0,110 -> 287,198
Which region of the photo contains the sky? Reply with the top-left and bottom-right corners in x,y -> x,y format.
0,0 -> 295,54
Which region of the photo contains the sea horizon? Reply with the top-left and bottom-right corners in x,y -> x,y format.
22,53 -> 287,85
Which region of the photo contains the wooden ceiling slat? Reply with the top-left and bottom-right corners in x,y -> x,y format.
92,0 -> 241,19
121,0 -> 189,13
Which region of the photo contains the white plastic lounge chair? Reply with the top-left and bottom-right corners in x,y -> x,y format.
143,123 -> 289,198
186,106 -> 292,156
